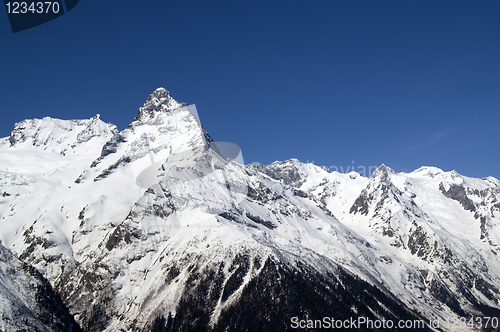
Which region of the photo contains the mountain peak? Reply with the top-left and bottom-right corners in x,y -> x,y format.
411,166 -> 444,178
148,87 -> 171,101
8,116 -> 114,149
133,88 -> 186,123
370,164 -> 396,180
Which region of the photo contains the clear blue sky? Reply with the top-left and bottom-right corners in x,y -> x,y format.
1,1 -> 499,178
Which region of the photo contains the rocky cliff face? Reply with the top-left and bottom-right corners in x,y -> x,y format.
0,242 -> 81,332
1,88 -> 499,331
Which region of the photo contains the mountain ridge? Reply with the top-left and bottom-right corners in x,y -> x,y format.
1,88 -> 499,331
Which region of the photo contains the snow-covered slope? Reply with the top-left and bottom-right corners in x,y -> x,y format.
1,88 -> 499,331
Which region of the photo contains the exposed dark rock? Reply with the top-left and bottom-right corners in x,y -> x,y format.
246,181 -> 278,204
90,131 -> 126,168
428,276 -> 465,316
439,183 -> 477,212
94,156 -> 132,181
245,213 -> 276,230
250,160 -> 304,187
293,189 -> 308,198
106,223 -> 133,251
20,225 -> 58,261
408,225 -> 432,259
350,191 -> 369,215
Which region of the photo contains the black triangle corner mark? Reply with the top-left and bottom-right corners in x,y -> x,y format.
64,0 -> 79,12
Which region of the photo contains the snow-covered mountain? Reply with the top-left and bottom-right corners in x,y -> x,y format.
1,88 -> 499,331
